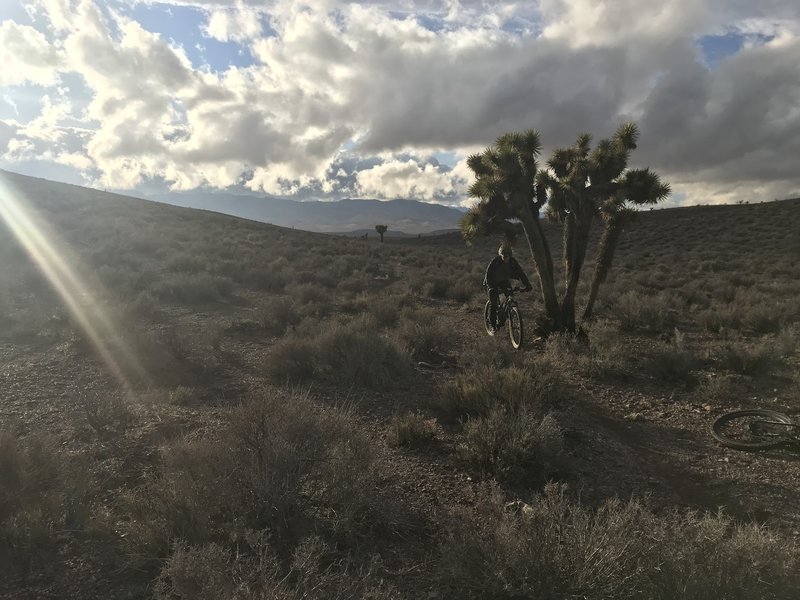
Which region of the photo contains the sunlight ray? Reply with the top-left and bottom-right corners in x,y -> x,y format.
0,179 -> 150,392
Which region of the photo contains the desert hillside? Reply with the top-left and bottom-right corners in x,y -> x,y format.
1,169 -> 800,599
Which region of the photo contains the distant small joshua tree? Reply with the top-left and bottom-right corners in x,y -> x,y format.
375,224 -> 388,242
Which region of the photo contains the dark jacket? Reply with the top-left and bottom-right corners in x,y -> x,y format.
484,256 -> 532,289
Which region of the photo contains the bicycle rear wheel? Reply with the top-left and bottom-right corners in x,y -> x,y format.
508,305 -> 523,349
483,300 -> 494,336
711,409 -> 794,450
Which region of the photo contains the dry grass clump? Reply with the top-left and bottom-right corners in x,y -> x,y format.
79,389 -> 138,435
393,308 -> 456,362
152,273 -> 235,305
437,366 -> 566,484
439,483 -> 800,600
458,409 -> 563,484
642,333 -> 698,386
155,535 -> 402,600
611,289 -> 675,333
696,374 -> 737,406
436,365 -> 562,423
386,411 -> 438,448
267,317 -> 409,388
114,389 -> 415,568
0,432 -> 95,572
257,296 -> 301,335
719,338 -> 780,376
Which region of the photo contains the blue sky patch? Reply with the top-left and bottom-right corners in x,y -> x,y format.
129,2 -> 257,72
698,32 -> 774,69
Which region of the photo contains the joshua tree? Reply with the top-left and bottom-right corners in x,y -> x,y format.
462,123 -> 669,335
375,224 -> 388,242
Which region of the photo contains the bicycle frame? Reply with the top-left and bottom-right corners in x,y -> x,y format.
496,290 -> 518,326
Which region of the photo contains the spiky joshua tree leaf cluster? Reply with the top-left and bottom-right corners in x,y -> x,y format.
462,123 -> 670,335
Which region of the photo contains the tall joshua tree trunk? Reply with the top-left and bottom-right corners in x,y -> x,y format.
582,212 -> 626,322
559,203 -> 594,332
518,200 -> 560,328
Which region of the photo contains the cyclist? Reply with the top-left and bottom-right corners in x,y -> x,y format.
484,243 -> 532,332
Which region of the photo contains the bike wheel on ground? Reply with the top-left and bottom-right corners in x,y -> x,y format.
508,305 -> 523,349
483,300 -> 494,336
711,409 -> 794,450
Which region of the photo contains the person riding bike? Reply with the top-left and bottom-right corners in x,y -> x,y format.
484,243 -> 532,332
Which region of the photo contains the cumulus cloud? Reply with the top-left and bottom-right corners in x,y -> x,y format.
1,0 -> 799,205
0,21 -> 62,86
203,2 -> 264,42
355,156 -> 469,201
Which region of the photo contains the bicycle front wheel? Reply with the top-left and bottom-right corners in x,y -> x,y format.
508,305 -> 523,349
711,409 -> 794,450
483,300 -> 494,336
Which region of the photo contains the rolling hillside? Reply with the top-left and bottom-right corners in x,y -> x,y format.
2,169 -> 800,599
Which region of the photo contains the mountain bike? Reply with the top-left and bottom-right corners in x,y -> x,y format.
484,287 -> 526,349
711,409 -> 800,450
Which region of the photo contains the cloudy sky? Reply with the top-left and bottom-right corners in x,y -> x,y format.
1,0 -> 799,207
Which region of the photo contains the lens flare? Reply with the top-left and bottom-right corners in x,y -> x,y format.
0,176 -> 150,391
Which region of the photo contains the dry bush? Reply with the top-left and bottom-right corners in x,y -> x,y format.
696,374 -> 736,406
394,308 -> 455,362
285,282 -> 328,305
257,296 -> 301,335
365,294 -> 409,328
386,411 -> 438,448
0,432 -> 95,572
719,338 -> 780,376
152,273 -> 234,305
309,317 -> 410,388
612,290 -> 675,332
266,336 -> 317,383
458,408 -> 563,484
155,534 -> 402,600
697,303 -> 742,333
115,390 -> 416,567
439,483 -> 800,600
79,389 -> 137,435
437,365 -> 564,423
643,334 -> 698,386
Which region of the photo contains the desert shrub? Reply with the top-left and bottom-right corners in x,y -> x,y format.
643,337 -> 698,386
115,390 -> 413,566
394,309 -> 455,362
286,282 -> 330,306
125,291 -> 160,320
458,334 -> 516,372
247,267 -> 290,292
439,483 -> 800,599
719,339 -> 779,376
696,374 -> 736,406
165,253 -> 206,274
79,389 -> 137,435
612,290 -> 674,332
313,318 -> 410,388
386,411 -> 437,448
365,294 -> 408,328
776,325 -> 799,357
153,273 -> 234,305
266,337 -> 316,383
697,304 -> 742,333
155,535 -> 401,600
740,303 -> 785,334
0,432 -> 94,572
458,408 -> 563,484
258,296 -> 301,335
447,279 -> 474,303
437,365 -> 562,423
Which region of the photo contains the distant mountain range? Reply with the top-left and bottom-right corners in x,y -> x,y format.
147,191 -> 467,235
